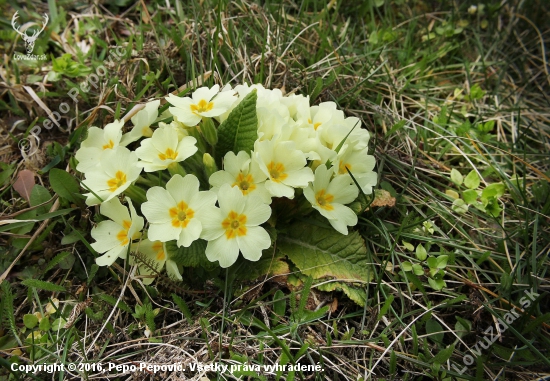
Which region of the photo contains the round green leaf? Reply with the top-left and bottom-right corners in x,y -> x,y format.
412,264 -> 424,276
39,316 -> 51,331
464,170 -> 481,189
401,261 -> 413,271
436,255 -> 448,269
23,314 -> 38,329
416,244 -> 428,261
452,198 -> 468,214
462,189 -> 478,204
450,169 -> 463,186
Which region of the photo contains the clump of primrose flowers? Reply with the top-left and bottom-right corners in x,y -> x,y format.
75,83 -> 377,283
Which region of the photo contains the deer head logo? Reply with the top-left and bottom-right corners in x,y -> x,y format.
11,11 -> 49,54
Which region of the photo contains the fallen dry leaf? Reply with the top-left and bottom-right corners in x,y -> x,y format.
367,189 -> 396,209
13,169 -> 35,203
329,297 -> 339,313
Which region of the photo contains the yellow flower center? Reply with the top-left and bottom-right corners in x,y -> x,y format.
190,99 -> 214,114
267,162 -> 288,183
107,171 -> 127,192
116,220 -> 132,246
158,148 -> 178,161
233,173 -> 256,195
169,201 -> 195,228
315,189 -> 334,211
338,161 -> 352,175
222,211 -> 247,239
102,139 -> 114,150
308,118 -> 321,130
152,241 -> 166,261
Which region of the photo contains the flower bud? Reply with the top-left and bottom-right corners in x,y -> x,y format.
203,153 -> 217,178
199,118 -> 218,146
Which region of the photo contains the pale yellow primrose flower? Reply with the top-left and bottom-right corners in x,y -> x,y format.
209,151 -> 271,204
302,101 -> 342,133
141,174 -> 216,247
120,100 -> 160,145
201,184 -> 271,268
166,84 -> 236,127
82,147 -> 142,205
304,165 -> 358,235
332,142 -> 377,194
91,197 -> 144,266
218,83 -> 284,123
321,117 -> 370,151
135,124 -> 197,172
131,239 -> 181,284
254,140 -> 314,199
75,119 -> 124,173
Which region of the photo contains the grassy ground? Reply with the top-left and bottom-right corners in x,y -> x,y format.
1,0 -> 549,380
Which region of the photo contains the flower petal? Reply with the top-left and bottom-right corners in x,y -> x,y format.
96,245 -> 126,266
166,174 -> 198,204
177,218 -> 202,247
165,260 -> 182,281
148,222 -> 181,242
209,170 -> 235,188
199,206 -> 225,240
236,226 -> 271,262
205,235 -> 240,268
265,180 -> 294,199
218,184 -> 245,215
100,197 -> 130,226
327,175 -> 358,205
142,187 -> 175,223
169,106 -> 202,127
192,85 -> 219,103
91,220 -> 124,253
242,196 -> 271,225
281,166 -> 314,188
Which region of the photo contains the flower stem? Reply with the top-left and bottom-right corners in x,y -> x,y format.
125,184 -> 147,204
136,175 -> 155,187
168,162 -> 187,177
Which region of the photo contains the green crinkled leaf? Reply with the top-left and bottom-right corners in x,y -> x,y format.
278,221 -> 372,305
215,90 -> 258,165
317,282 -> 367,306
233,249 -> 289,281
165,239 -> 217,270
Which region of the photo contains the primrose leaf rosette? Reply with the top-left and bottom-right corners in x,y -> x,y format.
74,83 -> 377,305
